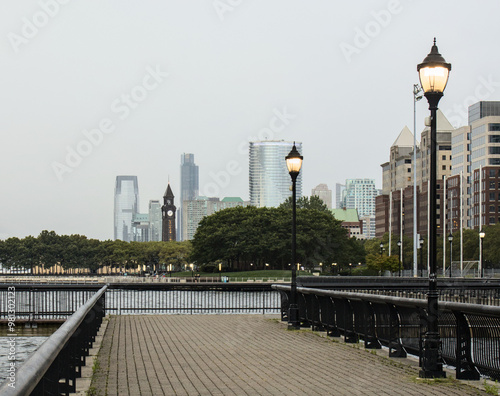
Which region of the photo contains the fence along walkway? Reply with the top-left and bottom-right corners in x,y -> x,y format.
90,315 -> 483,396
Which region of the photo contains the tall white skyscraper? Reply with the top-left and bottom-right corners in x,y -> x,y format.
249,141 -> 303,207
114,176 -> 139,242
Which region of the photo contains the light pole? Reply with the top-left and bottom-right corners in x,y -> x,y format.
285,142 -> 303,330
448,232 -> 453,278
414,84 -> 423,278
332,263 -> 337,275
479,230 -> 485,278
417,38 -> 451,379
419,237 -> 424,277
397,240 -> 402,277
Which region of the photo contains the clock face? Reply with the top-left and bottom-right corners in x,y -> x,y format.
167,210 -> 173,217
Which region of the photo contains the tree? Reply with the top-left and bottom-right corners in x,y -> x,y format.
279,195 -> 329,212
191,205 -> 351,270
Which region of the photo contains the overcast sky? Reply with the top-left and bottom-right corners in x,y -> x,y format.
1,1 -> 499,241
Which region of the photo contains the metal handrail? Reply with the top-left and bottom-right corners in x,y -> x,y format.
273,285 -> 500,315
272,284 -> 500,380
0,285 -> 107,395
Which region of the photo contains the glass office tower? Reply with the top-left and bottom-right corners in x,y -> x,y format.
114,176 -> 139,242
249,141 -> 303,207
179,153 -> 199,240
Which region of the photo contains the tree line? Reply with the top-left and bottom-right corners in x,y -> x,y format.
0,230 -> 191,273
2,200 -> 499,274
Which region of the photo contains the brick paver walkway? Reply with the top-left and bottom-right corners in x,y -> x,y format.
90,315 -> 485,396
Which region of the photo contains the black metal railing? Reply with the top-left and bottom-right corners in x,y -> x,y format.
0,283 -> 280,320
0,285 -> 106,396
297,276 -> 500,306
0,284 -> 102,323
273,284 -> 500,381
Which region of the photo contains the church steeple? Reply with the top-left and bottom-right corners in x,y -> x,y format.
162,183 -> 176,242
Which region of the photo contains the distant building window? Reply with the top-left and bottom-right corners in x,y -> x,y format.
442,155 -> 446,160
490,181 -> 496,189
490,158 -> 500,165
442,165 -> 446,170
489,135 -> 500,143
439,146 -> 451,150
490,192 -> 495,201
490,169 -> 497,177
489,123 -> 500,131
489,217 -> 496,225
490,205 -> 496,213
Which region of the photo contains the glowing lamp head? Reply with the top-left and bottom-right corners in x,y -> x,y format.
285,143 -> 303,176
417,38 -> 451,94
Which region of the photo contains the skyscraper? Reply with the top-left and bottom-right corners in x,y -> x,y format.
179,153 -> 199,240
249,141 -> 303,207
114,176 -> 139,242
148,200 -> 162,241
311,184 -> 332,209
335,183 -> 346,209
342,179 -> 379,239
344,179 -> 378,217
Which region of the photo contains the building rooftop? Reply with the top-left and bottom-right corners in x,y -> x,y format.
392,126 -> 414,147
331,208 -> 359,222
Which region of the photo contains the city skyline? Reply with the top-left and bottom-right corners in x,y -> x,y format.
2,2 -> 500,241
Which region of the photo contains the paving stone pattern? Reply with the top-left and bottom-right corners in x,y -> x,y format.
90,315 -> 486,396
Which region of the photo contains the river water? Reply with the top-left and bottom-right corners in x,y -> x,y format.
0,326 -> 57,386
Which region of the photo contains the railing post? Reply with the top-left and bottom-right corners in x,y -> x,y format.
388,304 -> 407,358
363,301 -> 381,349
453,311 -> 480,380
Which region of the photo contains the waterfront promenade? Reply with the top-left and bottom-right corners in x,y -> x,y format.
90,315 -> 487,396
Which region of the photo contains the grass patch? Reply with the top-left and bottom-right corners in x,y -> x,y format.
484,380 -> 499,395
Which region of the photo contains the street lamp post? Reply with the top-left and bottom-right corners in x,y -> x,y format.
397,240 -> 402,277
448,233 -> 453,278
332,263 -> 337,275
285,142 -> 303,330
419,237 -> 424,277
479,230 -> 485,278
417,38 -> 451,379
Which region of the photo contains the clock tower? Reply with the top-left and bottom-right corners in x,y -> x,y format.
162,183 -> 176,242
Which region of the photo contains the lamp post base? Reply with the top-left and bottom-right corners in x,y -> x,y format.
419,334 -> 446,378
288,304 -> 300,330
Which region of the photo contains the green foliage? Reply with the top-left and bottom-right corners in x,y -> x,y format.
483,380 -> 498,395
279,195 -> 329,212
190,205 -> 360,270
0,231 -> 193,272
